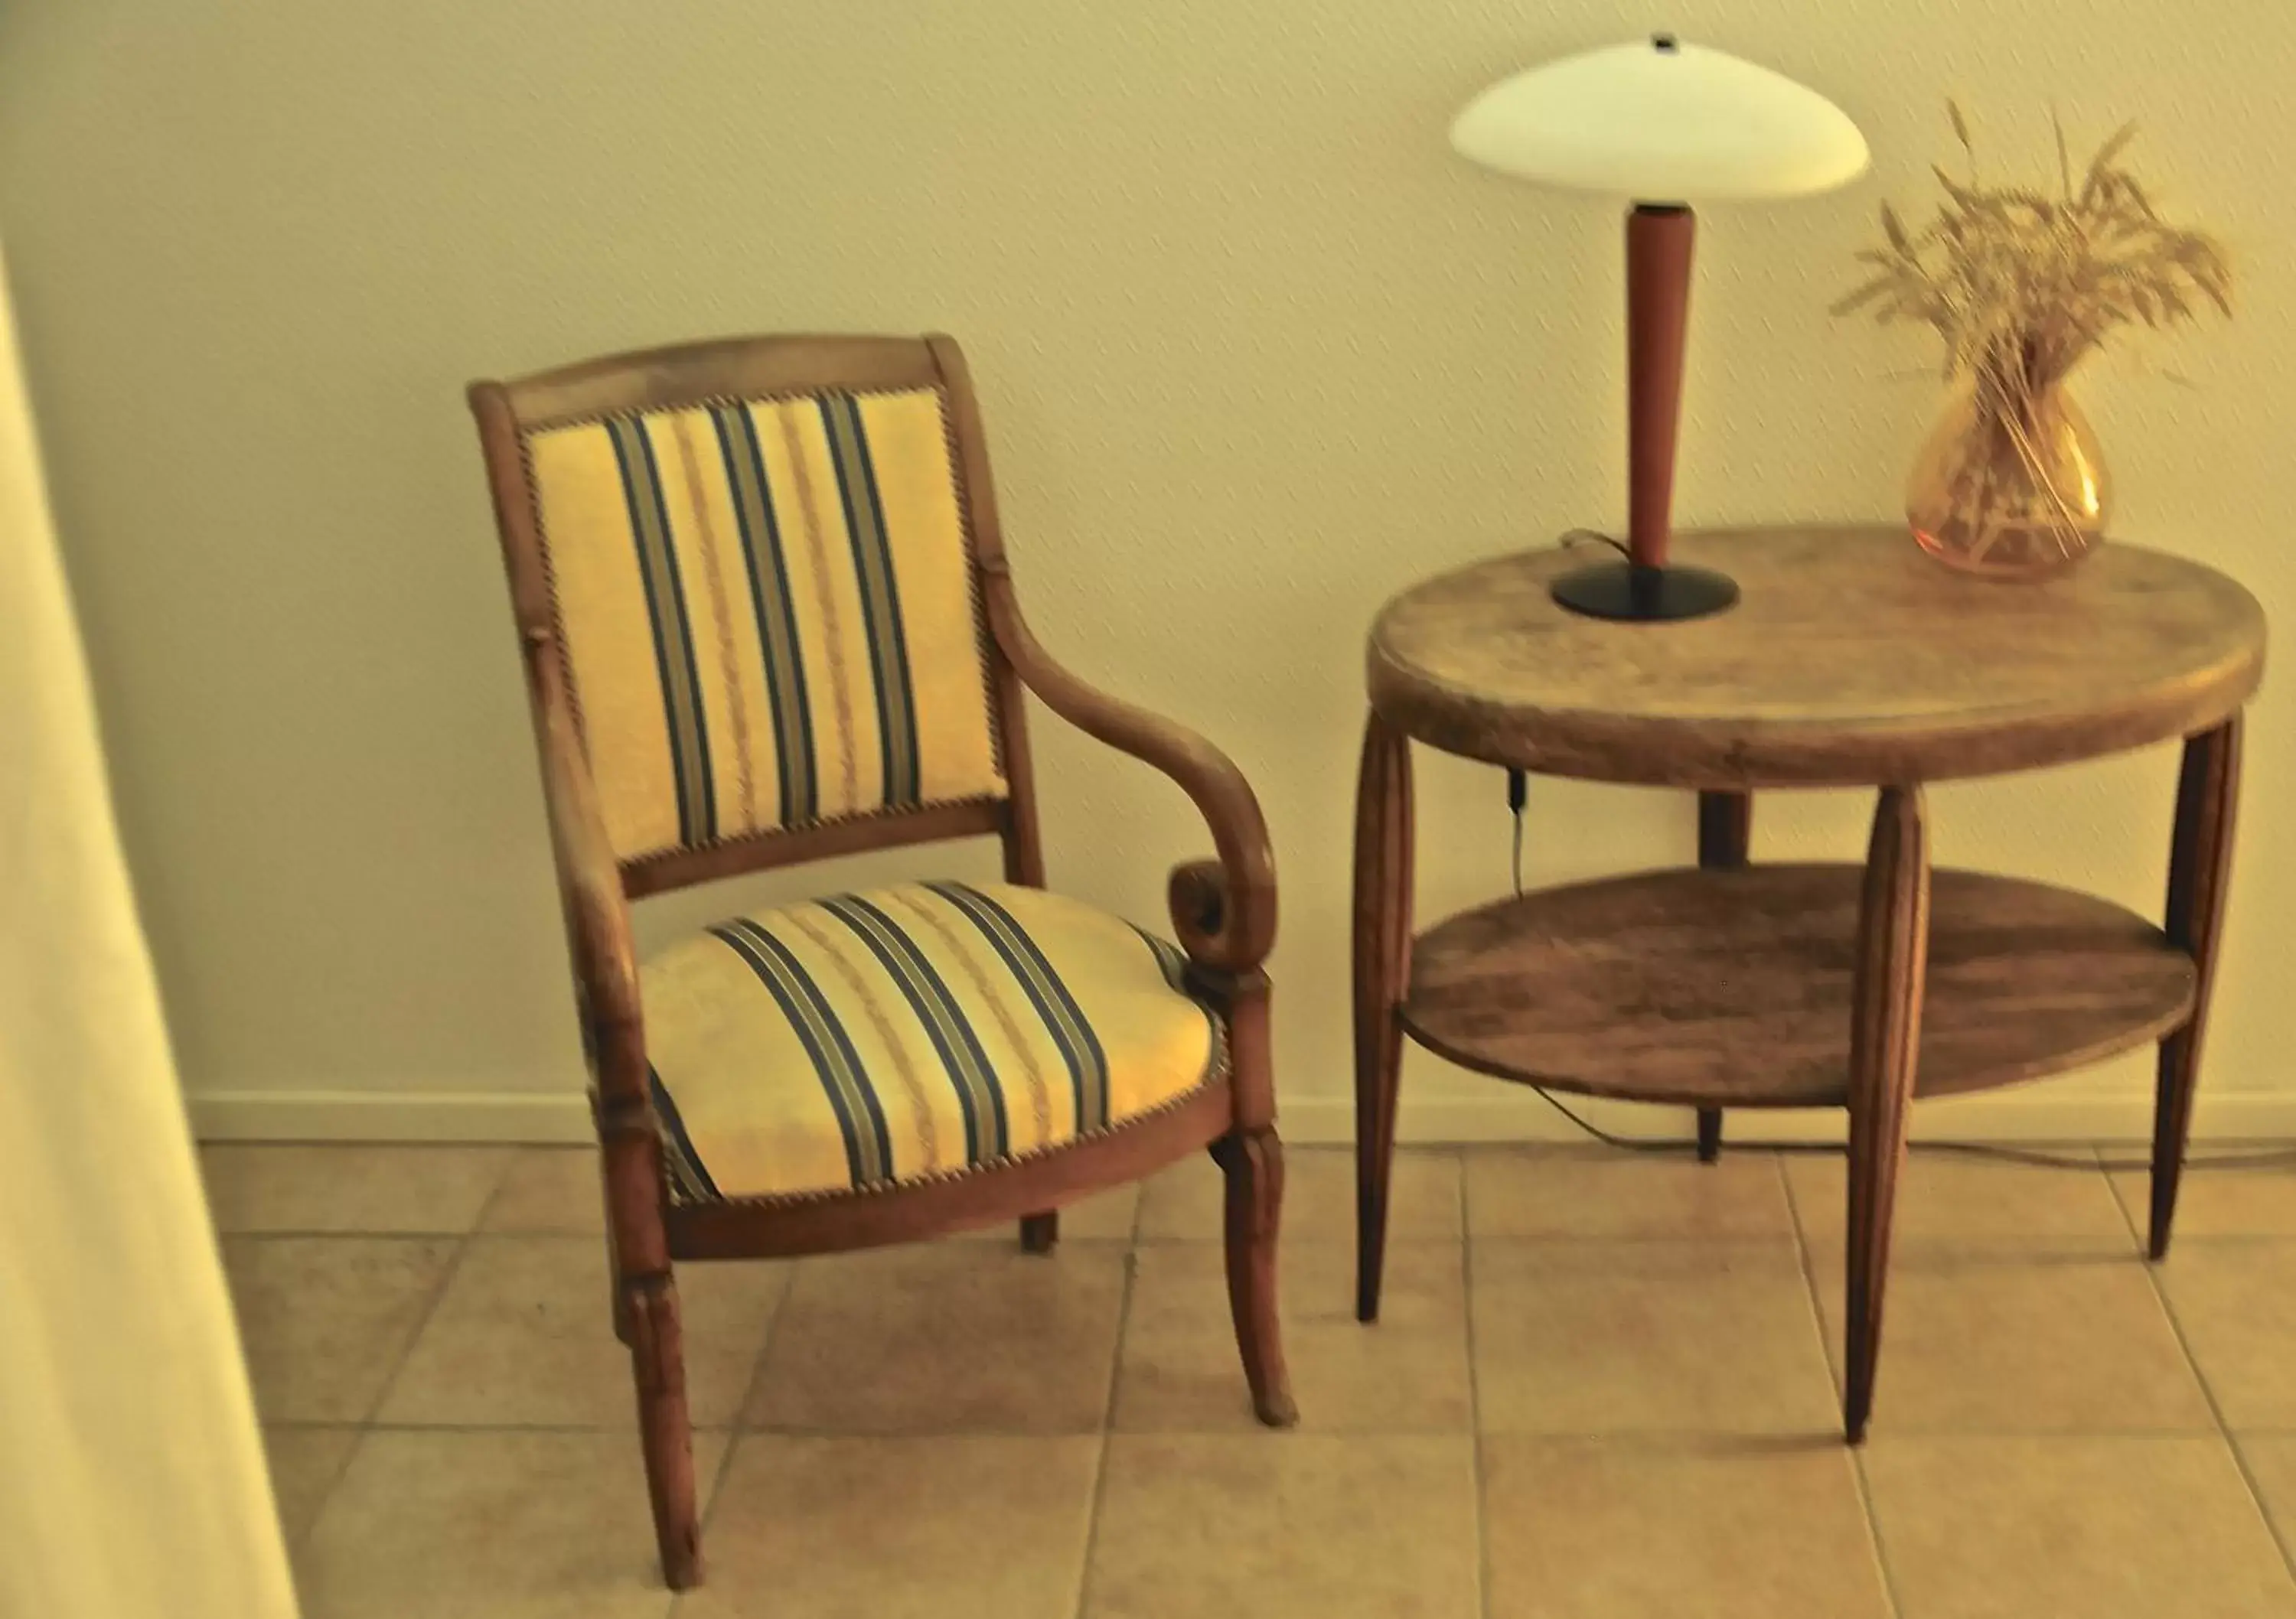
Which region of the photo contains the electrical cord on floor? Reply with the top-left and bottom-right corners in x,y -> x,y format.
1528,1086 -> 1685,1153
1525,1084 -> 2296,1172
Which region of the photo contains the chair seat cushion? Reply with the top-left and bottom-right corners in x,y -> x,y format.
638,881 -> 1223,1203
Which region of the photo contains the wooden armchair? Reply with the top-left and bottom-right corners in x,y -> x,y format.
466,334 -> 1294,1589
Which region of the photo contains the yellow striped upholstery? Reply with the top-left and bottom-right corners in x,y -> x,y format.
639,881 -> 1223,1201
525,388 -> 1004,862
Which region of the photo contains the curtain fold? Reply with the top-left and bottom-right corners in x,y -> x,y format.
0,243 -> 297,1617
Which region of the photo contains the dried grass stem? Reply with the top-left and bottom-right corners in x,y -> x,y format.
1835,103 -> 2230,421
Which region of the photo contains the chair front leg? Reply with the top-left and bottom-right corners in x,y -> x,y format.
598,1088 -> 702,1589
624,1268 -> 701,1587
1208,972 -> 1297,1427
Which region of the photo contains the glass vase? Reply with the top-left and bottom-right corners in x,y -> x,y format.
1905,375 -> 2110,579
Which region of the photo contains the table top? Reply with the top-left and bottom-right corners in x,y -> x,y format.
1366,526 -> 2266,787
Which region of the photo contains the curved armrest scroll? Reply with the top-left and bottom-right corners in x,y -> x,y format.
983,566 -> 1276,972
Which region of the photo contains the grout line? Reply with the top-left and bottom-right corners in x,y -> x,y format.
1453,1423 -> 2241,1444
674,1424 -> 745,1615
729,1252 -> 807,1435
272,1424 -> 368,1554
220,1226 -> 520,1243
299,1414 -> 2259,1441
1847,1450 -> 1906,1619
2134,1237 -> 2296,1585
1068,1224 -> 1141,1619
358,1230 -> 476,1425
227,1226 -> 1153,1246
1782,1153 -> 1906,1619
1459,1151 -> 1492,1619
2228,1430 -> 2296,1584
673,1243 -> 801,1612
227,1220 -> 2296,1252
703,1247 -> 797,1493
1242,1231 -> 1811,1250
256,1233 -> 469,1550
1774,1158 -> 1846,1399
344,1419 -> 740,1435
2106,1150 -> 2147,1249
465,1143 -> 534,1234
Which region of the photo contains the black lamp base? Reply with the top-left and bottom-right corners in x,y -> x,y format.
1550,561 -> 1739,622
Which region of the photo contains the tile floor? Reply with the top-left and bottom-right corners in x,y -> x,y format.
200,1140 -> 2296,1617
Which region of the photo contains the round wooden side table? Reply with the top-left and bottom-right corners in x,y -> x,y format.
1351,524 -> 2266,1441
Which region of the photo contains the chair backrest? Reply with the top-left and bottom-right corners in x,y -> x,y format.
470,335 -> 1035,894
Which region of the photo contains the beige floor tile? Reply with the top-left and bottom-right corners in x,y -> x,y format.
748,1243 -> 1127,1433
2114,1162 -> 2296,1240
1789,1148 -> 2131,1247
297,1428 -> 724,1618
1863,1435 -> 2296,1618
1085,1433 -> 1480,1618
1467,1145 -> 1793,1239
2235,1435 -> 2296,1549
1470,1239 -> 1837,1435
479,1147 -> 605,1234
224,1236 -> 458,1422
1114,1240 -> 1469,1432
2158,1243 -> 2296,1430
679,1435 -> 1099,1619
946,1182 -> 1140,1243
379,1236 -> 787,1429
263,1426 -> 361,1545
1483,1436 -> 1892,1618
1137,1145 -> 1459,1243
1809,1243 -> 2213,1433
202,1144 -> 512,1234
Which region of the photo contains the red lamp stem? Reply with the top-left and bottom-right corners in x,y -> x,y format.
1626,204 -> 1695,572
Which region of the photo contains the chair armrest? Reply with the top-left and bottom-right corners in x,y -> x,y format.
523,630 -> 647,1063
981,565 -> 1276,973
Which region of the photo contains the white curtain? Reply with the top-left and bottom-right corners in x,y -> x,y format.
0,246 -> 297,1616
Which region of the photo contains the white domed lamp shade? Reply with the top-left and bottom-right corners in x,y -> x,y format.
1452,36 -> 1869,204
1453,35 -> 1868,620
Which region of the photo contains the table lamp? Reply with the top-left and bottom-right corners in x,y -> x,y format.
1453,34 -> 1867,620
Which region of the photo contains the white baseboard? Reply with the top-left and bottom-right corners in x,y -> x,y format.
190,1083 -> 2296,1147
191,1089 -> 598,1145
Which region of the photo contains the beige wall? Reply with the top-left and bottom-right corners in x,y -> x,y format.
1,0 -> 2286,1143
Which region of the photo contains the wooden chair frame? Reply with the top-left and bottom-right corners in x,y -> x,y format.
468,334 -> 1295,1590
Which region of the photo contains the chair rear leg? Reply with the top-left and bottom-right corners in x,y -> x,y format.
1212,1125 -> 1298,1427
623,1270 -> 702,1589
1019,1211 -> 1059,1253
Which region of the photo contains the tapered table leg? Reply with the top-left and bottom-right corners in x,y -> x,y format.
1353,712 -> 1414,1322
1843,785 -> 1930,1445
2150,717 -> 2243,1260
1695,790 -> 1752,1163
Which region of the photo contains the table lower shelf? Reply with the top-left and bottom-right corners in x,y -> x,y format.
1399,865 -> 2197,1109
